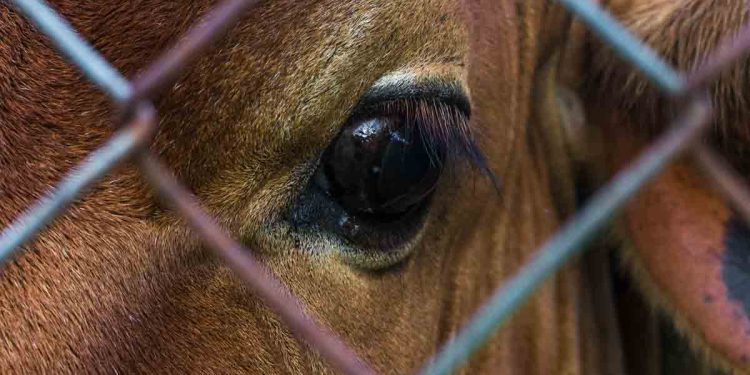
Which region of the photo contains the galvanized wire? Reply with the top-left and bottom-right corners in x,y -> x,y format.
4,0 -> 750,374
0,104 -> 155,263
421,1 -> 750,373
419,98 -> 713,375
137,153 -> 375,375
4,0 -> 373,373
556,0 -> 684,94
11,0 -> 133,101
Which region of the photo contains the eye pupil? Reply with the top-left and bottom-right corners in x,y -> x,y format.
323,115 -> 442,220
377,129 -> 440,213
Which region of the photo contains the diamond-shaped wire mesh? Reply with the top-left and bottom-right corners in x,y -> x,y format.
3,0 -> 750,374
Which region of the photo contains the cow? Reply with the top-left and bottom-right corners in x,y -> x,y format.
0,0 -> 747,373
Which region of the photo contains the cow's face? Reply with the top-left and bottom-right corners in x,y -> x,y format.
0,0 -> 585,373
589,0 -> 750,372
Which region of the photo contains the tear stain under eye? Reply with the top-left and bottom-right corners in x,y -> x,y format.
722,214 -> 750,316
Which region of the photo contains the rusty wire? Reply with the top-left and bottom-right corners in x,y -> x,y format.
4,0 -> 750,374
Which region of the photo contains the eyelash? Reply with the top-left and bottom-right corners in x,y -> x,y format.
282,96 -> 497,265
353,98 -> 494,181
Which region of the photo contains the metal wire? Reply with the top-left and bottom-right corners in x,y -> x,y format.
4,0 -> 373,373
686,20 -> 750,93
420,3 -> 750,371
11,0 -> 133,102
4,0 -> 750,374
0,104 -> 155,263
128,0 -> 263,105
419,98 -> 713,375
693,144 -> 750,231
137,153 -> 375,375
556,0 -> 684,94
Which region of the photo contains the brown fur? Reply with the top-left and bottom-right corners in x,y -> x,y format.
5,0 -> 748,373
591,0 -> 750,152
587,1 -> 750,373
0,0 -> 598,373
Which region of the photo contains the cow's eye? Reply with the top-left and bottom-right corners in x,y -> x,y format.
320,115 -> 442,220
286,80 -> 492,269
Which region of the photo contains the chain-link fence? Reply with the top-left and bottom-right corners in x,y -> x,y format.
2,0 -> 749,374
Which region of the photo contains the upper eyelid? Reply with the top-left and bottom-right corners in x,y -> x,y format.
331,72 -> 496,189
354,74 -> 471,118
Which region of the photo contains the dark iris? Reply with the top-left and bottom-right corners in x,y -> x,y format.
321,115 -> 442,220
